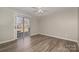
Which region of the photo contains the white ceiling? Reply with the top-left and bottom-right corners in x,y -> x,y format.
12,7 -> 73,17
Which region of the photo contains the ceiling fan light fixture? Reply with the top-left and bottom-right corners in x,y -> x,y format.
32,7 -> 46,16
38,9 -> 44,13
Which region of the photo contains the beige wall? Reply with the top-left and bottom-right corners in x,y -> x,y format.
30,17 -> 39,36
39,8 -> 78,42
78,8 -> 79,45
0,8 -> 15,44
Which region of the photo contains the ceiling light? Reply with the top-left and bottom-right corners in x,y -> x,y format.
32,7 -> 44,15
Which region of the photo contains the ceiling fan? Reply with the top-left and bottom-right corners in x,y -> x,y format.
32,7 -> 47,15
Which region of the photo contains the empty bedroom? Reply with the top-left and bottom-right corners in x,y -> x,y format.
0,7 -> 79,52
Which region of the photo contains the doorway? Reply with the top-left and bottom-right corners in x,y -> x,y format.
16,16 -> 30,39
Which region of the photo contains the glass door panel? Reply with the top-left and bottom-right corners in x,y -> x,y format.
23,17 -> 30,38
16,16 -> 23,39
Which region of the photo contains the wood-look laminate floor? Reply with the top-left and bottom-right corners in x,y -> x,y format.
0,34 -> 79,52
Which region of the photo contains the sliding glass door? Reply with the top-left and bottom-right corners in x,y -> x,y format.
23,17 -> 30,38
16,16 -> 30,39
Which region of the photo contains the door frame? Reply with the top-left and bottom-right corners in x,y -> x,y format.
15,16 -> 24,39
14,15 -> 30,40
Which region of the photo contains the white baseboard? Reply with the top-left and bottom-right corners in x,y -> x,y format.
77,42 -> 79,46
39,33 -> 78,43
0,39 -> 16,44
30,33 -> 39,36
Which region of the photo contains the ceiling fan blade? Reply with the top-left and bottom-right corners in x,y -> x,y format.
31,7 -> 39,9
